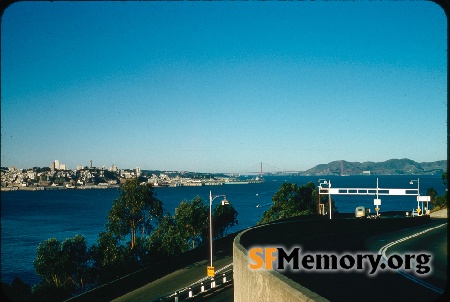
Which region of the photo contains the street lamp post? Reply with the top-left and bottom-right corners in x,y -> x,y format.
208,190 -> 228,278
319,179 -> 332,219
410,178 -> 421,213
318,179 -> 326,215
328,180 -> 332,220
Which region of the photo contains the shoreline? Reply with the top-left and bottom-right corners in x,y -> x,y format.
1,180 -> 265,191
0,185 -> 120,191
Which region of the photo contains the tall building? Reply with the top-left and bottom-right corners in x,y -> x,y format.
55,160 -> 60,170
50,162 -> 55,171
136,166 -> 141,176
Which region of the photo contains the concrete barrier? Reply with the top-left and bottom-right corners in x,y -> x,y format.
233,228 -> 329,302
430,208 -> 448,218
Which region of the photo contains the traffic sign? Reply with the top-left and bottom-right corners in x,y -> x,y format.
417,196 -> 431,202
207,266 -> 215,277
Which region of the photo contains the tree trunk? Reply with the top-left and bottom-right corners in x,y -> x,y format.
131,221 -> 135,249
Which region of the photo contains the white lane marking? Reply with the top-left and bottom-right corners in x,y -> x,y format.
378,223 -> 447,295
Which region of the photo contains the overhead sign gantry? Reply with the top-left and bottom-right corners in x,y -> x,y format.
318,178 -> 429,219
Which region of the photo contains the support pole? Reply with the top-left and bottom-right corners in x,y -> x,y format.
328,180 -> 332,220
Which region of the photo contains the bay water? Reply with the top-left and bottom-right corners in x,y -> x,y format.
1,175 -> 446,286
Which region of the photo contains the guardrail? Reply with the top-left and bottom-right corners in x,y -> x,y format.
151,264 -> 233,302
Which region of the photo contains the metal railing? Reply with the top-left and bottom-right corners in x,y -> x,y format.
151,264 -> 233,302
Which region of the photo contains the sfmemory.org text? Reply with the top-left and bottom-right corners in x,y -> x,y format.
249,246 -> 432,276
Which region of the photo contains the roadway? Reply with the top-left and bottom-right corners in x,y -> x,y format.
275,218 -> 448,302
112,255 -> 233,302
111,216 -> 447,302
365,220 -> 448,296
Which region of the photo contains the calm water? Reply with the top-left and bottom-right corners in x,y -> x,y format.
1,175 -> 446,286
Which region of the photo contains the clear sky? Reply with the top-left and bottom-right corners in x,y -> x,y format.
1,1 -> 447,173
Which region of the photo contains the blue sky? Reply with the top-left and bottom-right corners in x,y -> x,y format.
1,1 -> 447,173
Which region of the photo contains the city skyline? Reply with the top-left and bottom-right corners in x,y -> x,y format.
2,158 -> 447,176
1,1 -> 447,173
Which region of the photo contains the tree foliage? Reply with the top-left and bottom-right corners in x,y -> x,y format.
426,187 -> 438,202
213,202 -> 238,239
148,215 -> 188,259
28,179 -> 242,300
429,171 -> 448,209
33,235 -> 90,300
259,182 -> 334,224
106,178 -> 163,249
174,196 -> 209,249
149,197 -> 239,258
89,231 -> 134,284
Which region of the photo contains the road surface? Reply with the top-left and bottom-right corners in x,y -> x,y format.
278,219 -> 448,302
111,216 -> 448,302
112,256 -> 233,302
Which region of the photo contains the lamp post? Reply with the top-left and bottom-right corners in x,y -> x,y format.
319,179 -> 332,219
410,178 -> 420,213
318,179 -> 326,215
328,180 -> 332,220
208,190 -> 228,278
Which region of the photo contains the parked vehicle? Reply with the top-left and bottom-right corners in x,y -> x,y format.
355,206 -> 370,218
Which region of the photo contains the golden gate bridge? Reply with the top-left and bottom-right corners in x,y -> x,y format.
240,162 -> 301,176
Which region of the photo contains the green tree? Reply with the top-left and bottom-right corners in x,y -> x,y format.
259,182 -> 326,224
426,187 -> 438,203
429,171 -> 448,210
33,235 -> 90,300
432,195 -> 447,209
89,231 -> 132,284
106,178 -> 163,249
174,196 -> 209,249
147,214 -> 188,259
212,202 -> 238,239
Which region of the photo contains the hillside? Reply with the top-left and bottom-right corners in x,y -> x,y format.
299,159 -> 447,176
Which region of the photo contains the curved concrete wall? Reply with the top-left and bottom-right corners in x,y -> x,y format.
233,228 -> 329,302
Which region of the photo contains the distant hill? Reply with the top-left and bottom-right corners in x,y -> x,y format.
299,159 -> 447,176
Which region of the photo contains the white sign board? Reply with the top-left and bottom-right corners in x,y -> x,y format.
374,199 -> 381,206
329,188 -> 340,194
388,189 -> 406,195
417,196 -> 431,202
